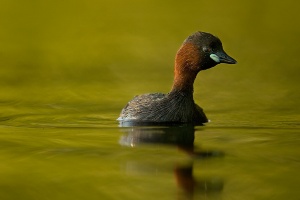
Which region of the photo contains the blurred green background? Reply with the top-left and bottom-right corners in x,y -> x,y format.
0,0 -> 299,116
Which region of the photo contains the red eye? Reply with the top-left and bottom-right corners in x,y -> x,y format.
203,47 -> 211,53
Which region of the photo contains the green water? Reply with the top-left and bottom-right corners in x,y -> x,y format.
0,0 -> 299,199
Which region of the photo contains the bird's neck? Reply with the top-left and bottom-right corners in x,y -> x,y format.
170,42 -> 200,95
170,63 -> 198,96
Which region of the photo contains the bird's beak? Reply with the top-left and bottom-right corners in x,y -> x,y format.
210,50 -> 237,64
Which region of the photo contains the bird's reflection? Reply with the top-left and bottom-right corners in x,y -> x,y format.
119,123 -> 224,199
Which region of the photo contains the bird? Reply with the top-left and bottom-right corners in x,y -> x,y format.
117,31 -> 236,125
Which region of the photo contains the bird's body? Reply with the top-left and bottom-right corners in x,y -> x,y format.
118,91 -> 207,124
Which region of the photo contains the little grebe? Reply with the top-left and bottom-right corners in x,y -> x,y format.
118,31 -> 236,125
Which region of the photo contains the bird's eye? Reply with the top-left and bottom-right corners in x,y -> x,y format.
203,46 -> 211,53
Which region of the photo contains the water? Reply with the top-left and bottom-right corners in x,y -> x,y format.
0,0 -> 299,199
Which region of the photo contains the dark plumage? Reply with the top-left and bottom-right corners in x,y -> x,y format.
118,31 -> 236,125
